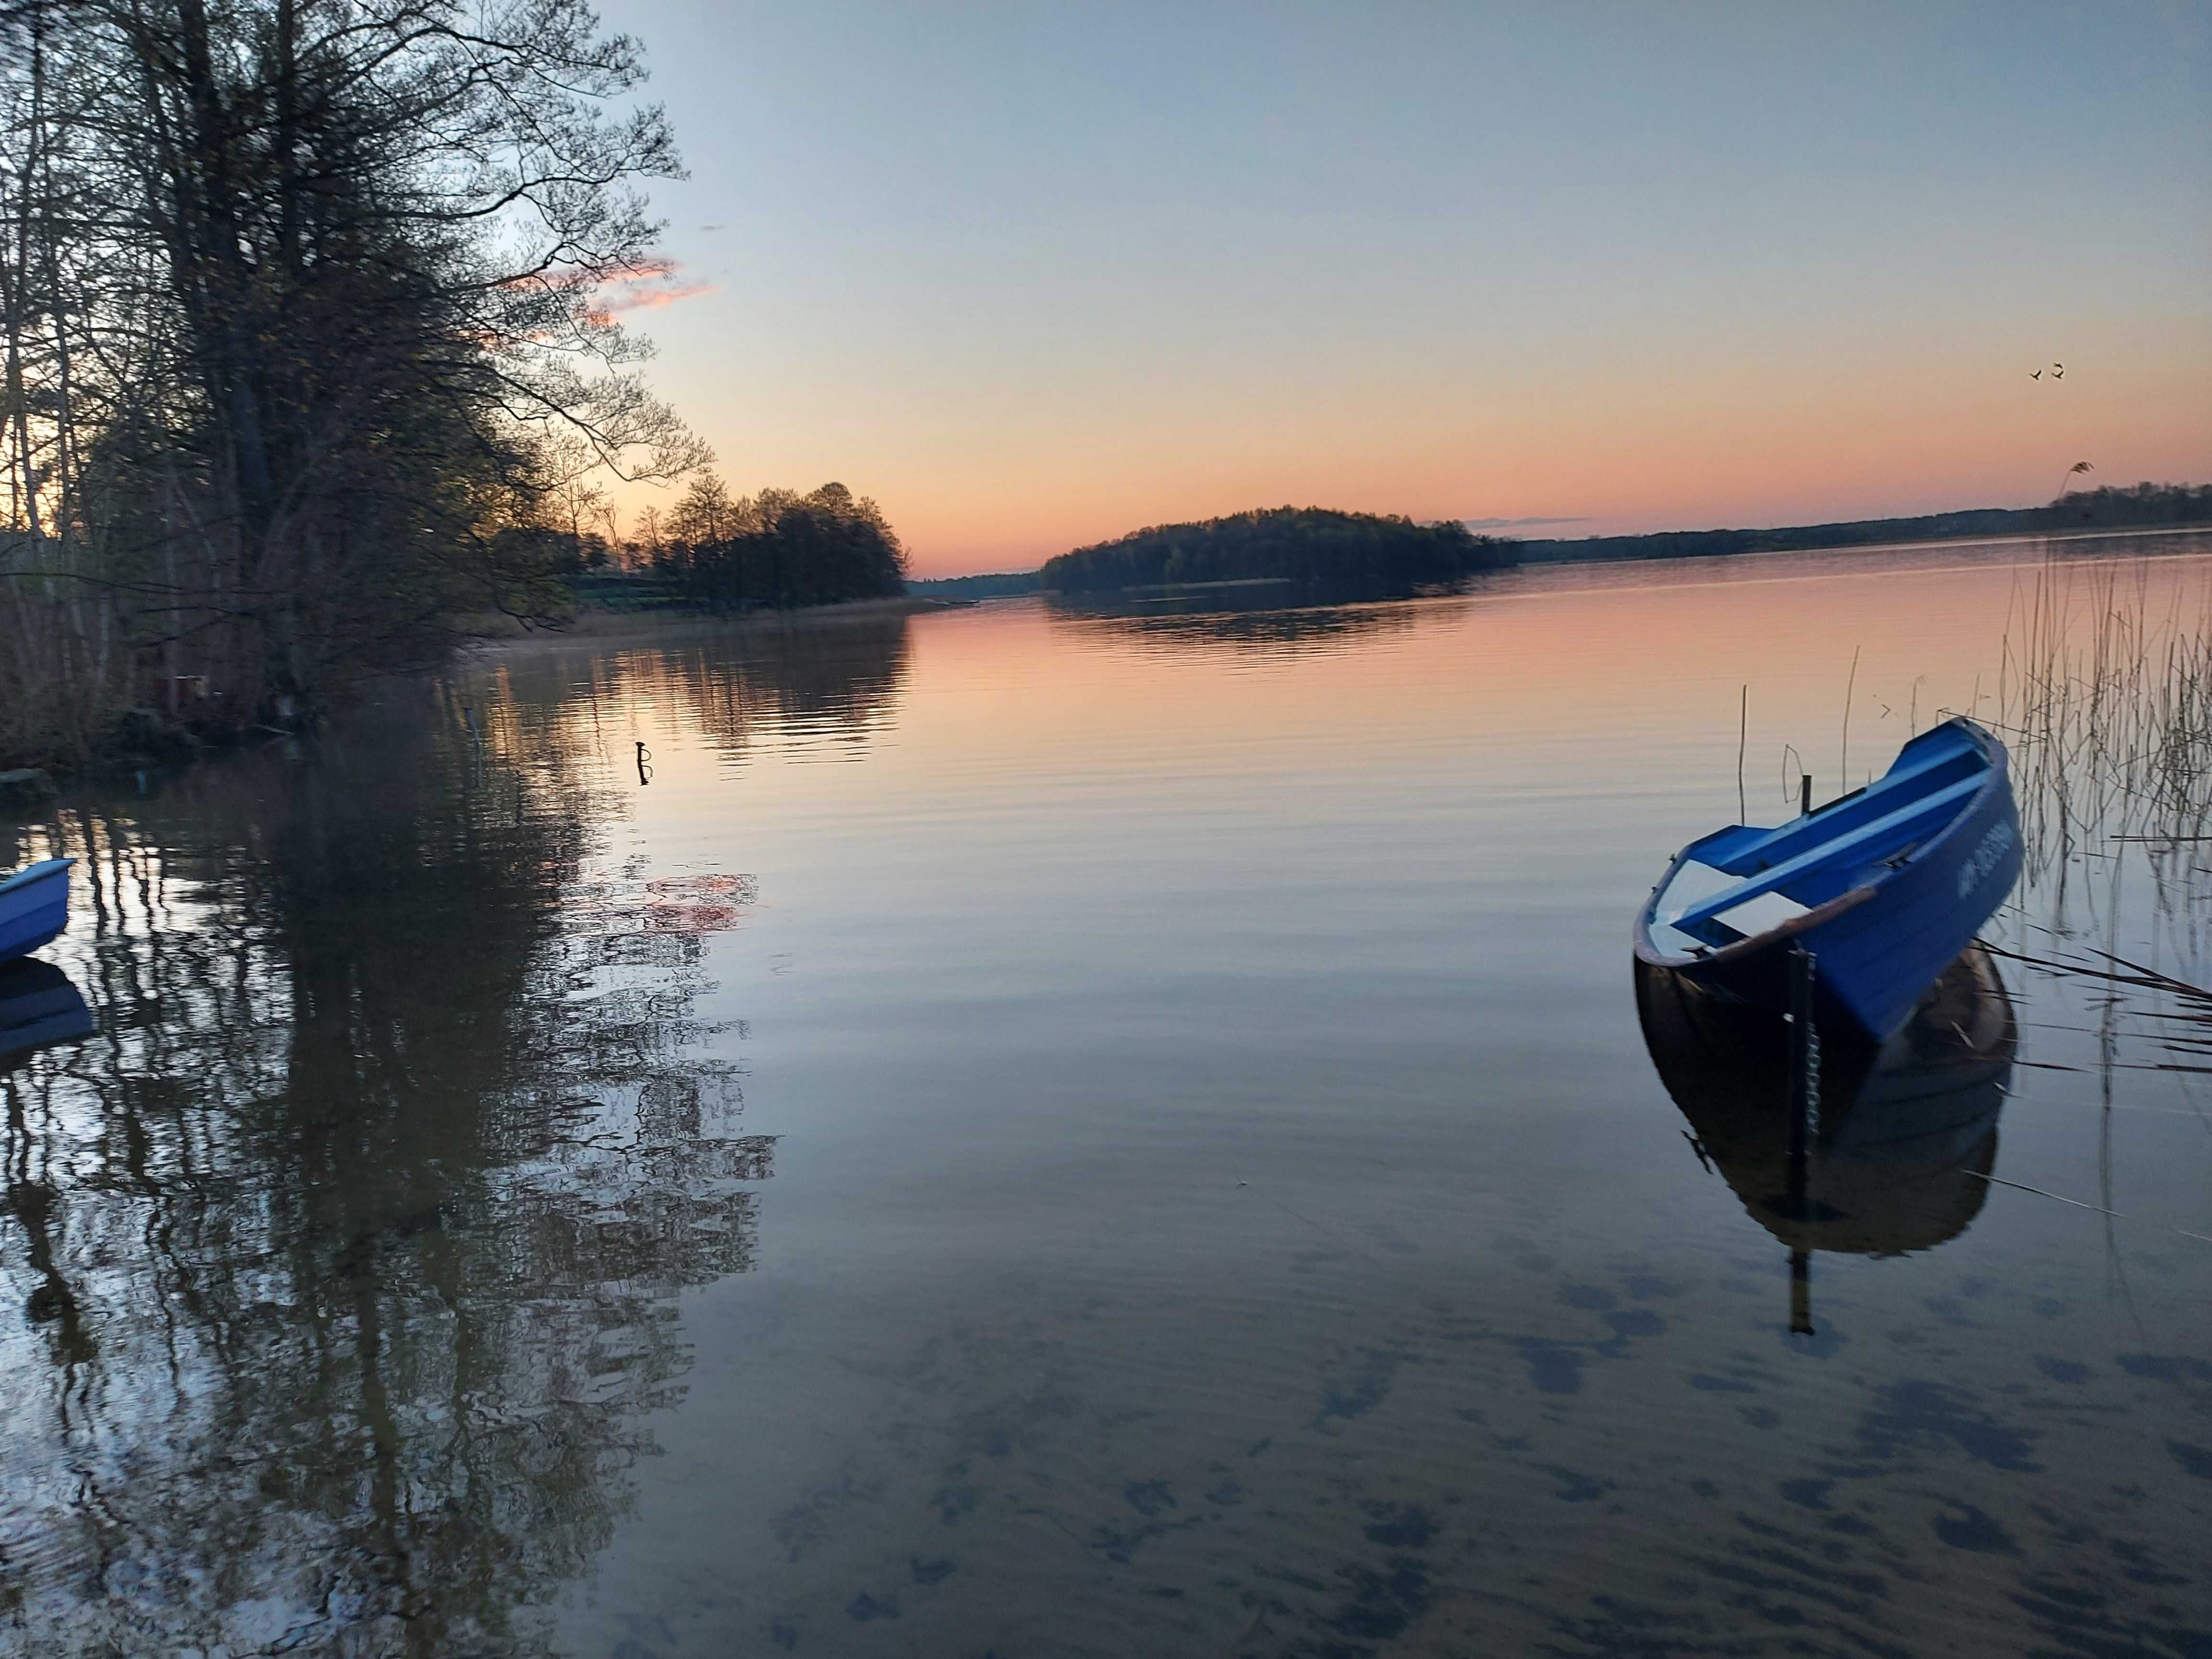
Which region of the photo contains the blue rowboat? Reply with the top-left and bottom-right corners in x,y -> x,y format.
1634,718 -> 2021,1044
0,858 -> 75,965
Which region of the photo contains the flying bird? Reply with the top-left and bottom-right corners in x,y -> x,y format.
2030,369 -> 2042,379
2052,364 -> 2064,378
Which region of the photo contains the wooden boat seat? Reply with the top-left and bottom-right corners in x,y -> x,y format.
1667,773 -> 1984,946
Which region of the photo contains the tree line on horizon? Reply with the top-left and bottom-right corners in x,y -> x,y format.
1040,506 -> 1519,594
930,483 -> 2212,592
1513,482 -> 2212,564
2045,482 -> 2212,527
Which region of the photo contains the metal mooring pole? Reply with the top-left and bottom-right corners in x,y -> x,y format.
1785,942 -> 1820,1336
1785,943 -> 1819,1208
1800,773 -> 1814,817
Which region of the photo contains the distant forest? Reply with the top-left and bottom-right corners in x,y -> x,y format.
1517,482 -> 2212,564
1042,507 -> 1518,594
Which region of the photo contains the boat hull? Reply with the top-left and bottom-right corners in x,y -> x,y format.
1636,722 -> 2021,1044
0,858 -> 74,965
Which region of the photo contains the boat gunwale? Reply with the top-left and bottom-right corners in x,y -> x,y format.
1632,718 -> 2005,972
0,857 -> 75,900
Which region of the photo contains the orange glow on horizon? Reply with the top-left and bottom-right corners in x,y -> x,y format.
610,314 -> 2212,578
583,2 -> 2212,580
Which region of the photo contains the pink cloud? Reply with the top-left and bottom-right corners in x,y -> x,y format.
588,260 -> 718,323
611,281 -> 717,312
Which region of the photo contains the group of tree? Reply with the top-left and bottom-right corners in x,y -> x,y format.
640,476 -> 908,610
0,0 -> 707,766
1040,506 -> 1519,594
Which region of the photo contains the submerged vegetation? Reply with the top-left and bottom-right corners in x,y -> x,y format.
1041,506 -> 1517,594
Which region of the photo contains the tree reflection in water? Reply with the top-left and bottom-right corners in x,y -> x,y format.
1044,581 -> 1471,661
0,675 -> 774,1655
490,612 -> 915,766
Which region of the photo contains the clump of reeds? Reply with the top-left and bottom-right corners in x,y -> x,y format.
1993,551 -> 2212,878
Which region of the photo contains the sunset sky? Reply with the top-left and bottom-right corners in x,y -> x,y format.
594,0 -> 2212,577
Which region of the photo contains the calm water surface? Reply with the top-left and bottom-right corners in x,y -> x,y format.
3,533 -> 2210,1656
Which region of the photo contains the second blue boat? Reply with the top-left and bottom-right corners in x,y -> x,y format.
0,858 -> 75,965
1633,717 -> 2022,1044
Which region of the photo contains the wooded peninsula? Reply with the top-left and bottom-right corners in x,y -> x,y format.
1040,507 -> 1516,594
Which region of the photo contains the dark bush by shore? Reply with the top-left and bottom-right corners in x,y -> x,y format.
1041,507 -> 1518,594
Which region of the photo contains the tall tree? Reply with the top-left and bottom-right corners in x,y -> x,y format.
669,471 -> 744,546
0,0 -> 708,762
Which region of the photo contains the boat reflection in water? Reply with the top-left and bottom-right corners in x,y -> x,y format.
0,958 -> 94,1067
1636,943 -> 2015,1332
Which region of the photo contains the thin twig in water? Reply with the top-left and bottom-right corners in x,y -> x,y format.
1840,645 -> 1859,799
1737,684 -> 1747,824
1964,1171 -> 2121,1216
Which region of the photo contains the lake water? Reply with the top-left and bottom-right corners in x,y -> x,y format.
3,531 -> 2209,1657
